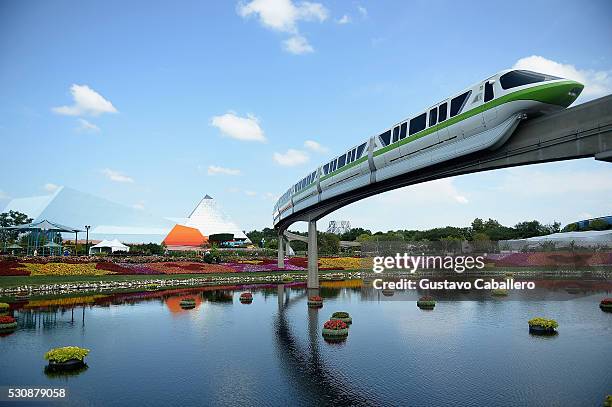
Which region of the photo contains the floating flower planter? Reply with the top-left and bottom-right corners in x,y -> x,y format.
417,296 -> 436,310
382,289 -> 395,297
307,296 -> 323,308
179,298 -> 196,309
604,395 -> 612,407
44,347 -> 89,371
0,302 -> 9,316
528,317 -> 558,335
0,315 -> 17,332
281,275 -> 294,283
599,298 -> 612,313
322,319 -> 349,342
330,311 -> 352,324
239,292 -> 253,304
492,289 -> 508,296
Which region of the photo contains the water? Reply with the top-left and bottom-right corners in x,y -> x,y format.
1,283 -> 611,406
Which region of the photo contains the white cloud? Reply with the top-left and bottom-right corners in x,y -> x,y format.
226,187 -> 241,193
283,35 -> 313,54
52,84 -> 118,116
76,118 -> 100,133
264,192 -> 278,200
44,183 -> 60,193
273,148 -> 309,166
494,166 -> 612,196
244,190 -> 258,196
304,139 -> 328,153
237,0 -> 328,53
513,55 -> 612,101
132,201 -> 145,210
238,0 -> 328,32
210,112 -> 266,142
378,178 -> 469,206
0,189 -> 9,199
207,165 -> 241,176
102,168 -> 134,183
337,14 -> 350,24
357,5 -> 367,17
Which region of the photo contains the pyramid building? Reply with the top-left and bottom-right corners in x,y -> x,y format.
3,186 -> 174,243
163,195 -> 250,248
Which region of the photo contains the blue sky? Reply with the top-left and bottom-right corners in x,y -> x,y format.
1,0 -> 611,232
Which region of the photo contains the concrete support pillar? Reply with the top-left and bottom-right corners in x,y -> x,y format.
277,284 -> 284,310
277,231 -> 285,269
307,220 -> 319,289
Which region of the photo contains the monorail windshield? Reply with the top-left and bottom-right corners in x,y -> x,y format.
500,70 -> 560,90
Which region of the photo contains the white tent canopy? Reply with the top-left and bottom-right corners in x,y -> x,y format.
89,239 -> 130,254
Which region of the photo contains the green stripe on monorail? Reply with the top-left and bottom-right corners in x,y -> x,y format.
294,80 -> 580,195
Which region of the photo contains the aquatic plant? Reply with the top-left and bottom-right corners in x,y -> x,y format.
600,298 -> 612,312
528,317 -> 558,329
323,319 -> 347,330
0,315 -> 17,330
330,311 -> 352,324
417,296 -> 436,309
44,347 -> 90,363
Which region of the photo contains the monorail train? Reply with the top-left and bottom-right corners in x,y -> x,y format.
273,69 -> 584,226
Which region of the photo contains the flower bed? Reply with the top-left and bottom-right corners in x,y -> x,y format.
307,295 -> 323,308
0,260 -> 29,276
24,263 -> 109,276
417,296 -> 436,309
239,292 -> 253,303
146,262 -> 236,274
322,319 -> 349,341
45,346 -> 89,370
0,302 -> 9,315
330,311 -> 352,324
600,298 -> 612,312
319,257 -> 362,270
528,317 -> 558,335
0,315 -> 17,331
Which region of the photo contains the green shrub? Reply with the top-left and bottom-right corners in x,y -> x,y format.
331,311 -> 349,318
528,317 -> 558,329
44,347 -> 90,363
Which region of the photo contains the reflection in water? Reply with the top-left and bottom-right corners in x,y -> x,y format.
1,280 -> 611,406
274,285 -> 375,406
44,363 -> 89,378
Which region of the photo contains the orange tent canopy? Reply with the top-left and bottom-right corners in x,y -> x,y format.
163,225 -> 208,247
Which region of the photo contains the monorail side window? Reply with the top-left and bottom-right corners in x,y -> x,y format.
338,154 -> 347,168
331,159 -> 337,172
450,91 -> 471,117
438,103 -> 447,122
484,81 -> 494,102
392,126 -> 400,143
311,171 -> 316,181
499,70 -> 560,90
399,122 -> 407,139
351,148 -> 356,162
409,113 -> 427,135
379,130 -> 392,146
356,143 -> 367,158
323,163 -> 329,175
429,108 -> 438,127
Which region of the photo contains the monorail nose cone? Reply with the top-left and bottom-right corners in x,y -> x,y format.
546,80 -> 584,108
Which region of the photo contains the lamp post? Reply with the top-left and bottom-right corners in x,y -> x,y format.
85,225 -> 91,255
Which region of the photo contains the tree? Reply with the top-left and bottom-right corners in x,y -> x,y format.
318,232 -> 340,254
0,210 -> 32,243
588,219 -> 609,231
339,227 -> 371,241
